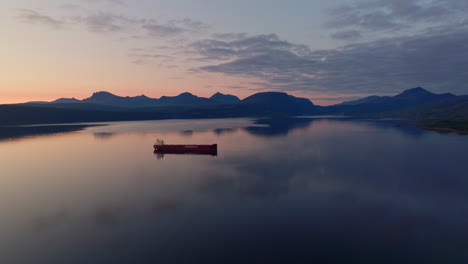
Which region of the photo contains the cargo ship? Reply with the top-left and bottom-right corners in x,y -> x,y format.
153,139 -> 217,155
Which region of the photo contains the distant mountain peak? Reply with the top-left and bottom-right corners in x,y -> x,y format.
93,91 -> 114,95
210,92 -> 240,103
396,87 -> 432,97
51,97 -> 80,104
242,91 -> 314,105
177,92 -> 196,97
90,91 -> 118,98
408,87 -> 426,91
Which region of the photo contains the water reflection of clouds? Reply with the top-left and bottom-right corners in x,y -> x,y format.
6,118 -> 468,263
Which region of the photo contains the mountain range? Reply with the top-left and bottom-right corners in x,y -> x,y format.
3,87 -> 468,133
50,91 -> 241,108
30,87 -> 456,114
323,87 -> 457,115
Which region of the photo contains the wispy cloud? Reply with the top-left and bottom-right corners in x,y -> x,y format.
190,33 -> 311,61
142,18 -> 209,38
17,7 -> 207,40
331,30 -> 362,41
17,9 -> 65,29
142,23 -> 186,37
128,52 -> 175,65
325,0 -> 468,42
75,11 -> 142,32
171,18 -> 209,32
80,0 -> 126,6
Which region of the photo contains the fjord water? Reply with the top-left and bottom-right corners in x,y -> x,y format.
1,118 -> 467,263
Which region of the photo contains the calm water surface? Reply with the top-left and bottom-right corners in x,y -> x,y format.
1,118 -> 467,263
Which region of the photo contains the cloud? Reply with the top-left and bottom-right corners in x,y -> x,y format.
142,23 -> 186,37
331,30 -> 362,41
17,8 -> 140,33
76,11 -> 141,32
194,24 -> 468,96
58,4 -> 83,11
326,8 -> 398,31
80,0 -> 126,6
17,7 -> 206,39
171,18 -> 209,32
17,9 -> 65,29
325,0 -> 464,35
142,18 -> 209,38
128,52 -> 174,65
212,32 -> 248,40
190,33 -> 312,61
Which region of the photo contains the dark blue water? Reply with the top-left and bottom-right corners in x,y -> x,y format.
1,118 -> 467,263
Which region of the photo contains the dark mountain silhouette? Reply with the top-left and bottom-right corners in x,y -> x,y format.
397,95 -> 468,120
240,92 -> 316,115
388,96 -> 468,133
38,91 -> 318,116
37,91 -> 241,108
52,98 -> 80,103
393,87 -> 454,102
82,91 -> 158,107
324,87 -> 456,115
242,92 -> 313,105
210,92 -> 240,104
4,87 -> 467,133
0,104 -> 172,126
158,92 -> 216,106
2,91 -> 317,126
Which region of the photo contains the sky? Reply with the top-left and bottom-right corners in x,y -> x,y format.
2,0 -> 468,105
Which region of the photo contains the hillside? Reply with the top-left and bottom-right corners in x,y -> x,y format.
324,87 -> 456,115
0,91 -> 318,126
38,91 -> 242,108
389,96 -> 468,133
210,92 -> 240,104
240,92 -> 316,115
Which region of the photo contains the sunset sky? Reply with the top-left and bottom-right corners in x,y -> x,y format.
2,0 -> 468,105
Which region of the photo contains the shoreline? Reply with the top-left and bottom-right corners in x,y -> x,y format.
418,119 -> 468,135
0,124 -> 104,141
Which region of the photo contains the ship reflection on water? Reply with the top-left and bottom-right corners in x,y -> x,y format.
154,149 -> 218,159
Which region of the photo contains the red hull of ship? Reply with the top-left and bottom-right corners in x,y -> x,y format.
154,144 -> 217,155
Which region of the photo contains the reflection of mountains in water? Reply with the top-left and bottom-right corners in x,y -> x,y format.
243,118 -> 317,137
0,118 -> 431,142
243,117 -> 429,138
